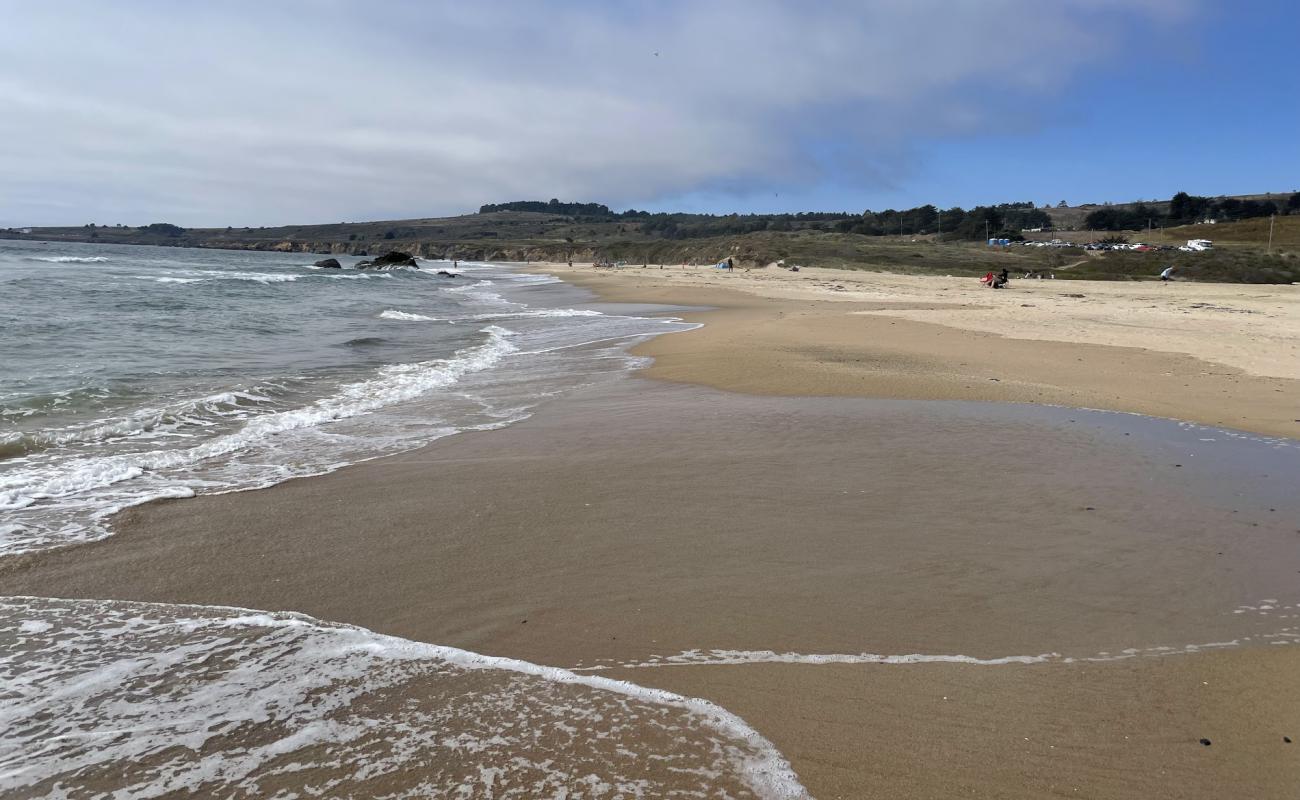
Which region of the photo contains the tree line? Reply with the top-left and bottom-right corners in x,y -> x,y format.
482,199 -> 1052,241
479,199 -> 620,217
635,203 -> 1050,241
1084,192 -> 1300,231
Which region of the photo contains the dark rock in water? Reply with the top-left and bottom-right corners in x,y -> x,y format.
436,270 -> 459,278
357,251 -> 419,270
314,258 -> 342,269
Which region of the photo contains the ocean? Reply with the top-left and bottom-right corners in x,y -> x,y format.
0,241 -> 815,798
0,240 -> 692,556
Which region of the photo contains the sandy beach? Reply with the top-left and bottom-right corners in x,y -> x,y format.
5,265 -> 1299,798
8,4 -> 1300,797
539,262 -> 1300,439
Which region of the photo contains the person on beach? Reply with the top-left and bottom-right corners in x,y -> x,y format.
981,271 -> 995,286
1160,265 -> 1175,283
726,257 -> 734,272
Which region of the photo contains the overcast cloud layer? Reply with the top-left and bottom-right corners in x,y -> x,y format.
0,0 -> 1192,226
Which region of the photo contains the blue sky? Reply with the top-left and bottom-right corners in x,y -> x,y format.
654,1 -> 1300,214
1,1 -> 1296,226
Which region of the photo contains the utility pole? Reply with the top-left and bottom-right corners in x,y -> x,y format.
985,219 -> 990,241
937,210 -> 942,242
1268,214 -> 1276,255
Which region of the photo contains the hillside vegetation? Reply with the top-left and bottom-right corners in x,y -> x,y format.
5,195 -> 1298,283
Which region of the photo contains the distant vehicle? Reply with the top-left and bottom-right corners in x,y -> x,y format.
1180,238 -> 1213,252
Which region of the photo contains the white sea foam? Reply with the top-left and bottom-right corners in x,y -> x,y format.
379,309 -> 439,321
132,269 -> 302,284
476,308 -> 604,320
3,389 -> 277,454
0,327 -> 514,503
320,271 -> 391,280
0,597 -> 809,799
2,256 -> 697,556
594,624 -> 1295,672
141,269 -> 395,284
443,279 -> 496,294
605,649 -> 1060,670
384,307 -> 605,323
25,255 -> 110,263
0,327 -> 519,552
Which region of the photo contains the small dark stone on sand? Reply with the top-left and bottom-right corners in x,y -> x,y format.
1174,464 -> 1182,467
1199,738 -> 1212,746
1285,736 -> 1292,743
1085,506 -> 1096,511
520,619 -> 527,624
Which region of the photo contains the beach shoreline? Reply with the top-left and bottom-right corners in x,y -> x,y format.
5,264 -> 1300,798
521,261 -> 1300,440
7,378 -> 1300,797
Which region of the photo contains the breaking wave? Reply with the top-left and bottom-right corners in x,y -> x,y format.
379,309 -> 439,321
0,596 -> 809,799
0,327 -> 518,554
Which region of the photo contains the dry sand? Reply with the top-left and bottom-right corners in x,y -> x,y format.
534,262 -> 1300,439
6,265 -> 1299,798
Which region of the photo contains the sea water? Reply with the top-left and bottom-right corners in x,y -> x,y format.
0,241 -> 817,798
1,596 -> 805,798
0,240 -> 692,556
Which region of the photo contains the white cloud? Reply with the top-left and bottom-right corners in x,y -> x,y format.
0,0 -> 1193,225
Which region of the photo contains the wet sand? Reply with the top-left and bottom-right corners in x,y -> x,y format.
6,379 -> 1299,798
536,263 -> 1300,440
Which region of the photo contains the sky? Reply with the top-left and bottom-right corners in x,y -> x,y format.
0,0 -> 1296,227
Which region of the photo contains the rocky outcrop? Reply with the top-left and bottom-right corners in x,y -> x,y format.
313,258 -> 342,269
356,251 -> 419,270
